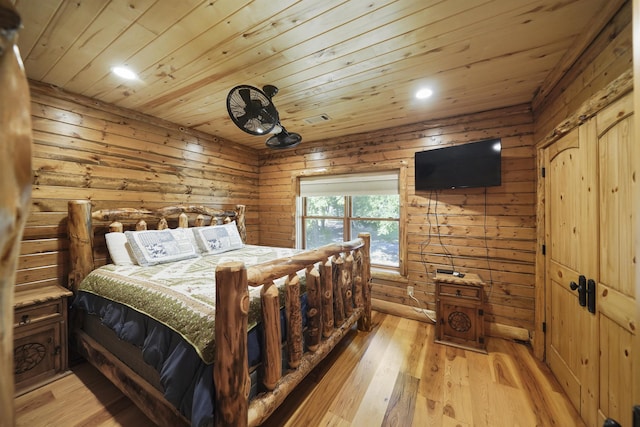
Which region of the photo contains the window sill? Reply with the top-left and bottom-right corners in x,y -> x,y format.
371,268 -> 408,284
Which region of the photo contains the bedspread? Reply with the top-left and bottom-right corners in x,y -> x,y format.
77,245 -> 301,363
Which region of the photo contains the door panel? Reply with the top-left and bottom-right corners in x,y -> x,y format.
544,125 -> 598,426
596,102 -> 636,427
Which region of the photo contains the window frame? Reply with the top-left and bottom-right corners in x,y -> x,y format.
296,167 -> 407,276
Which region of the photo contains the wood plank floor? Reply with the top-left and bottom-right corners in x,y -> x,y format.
14,311 -> 586,426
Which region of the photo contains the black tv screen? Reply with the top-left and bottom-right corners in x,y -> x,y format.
415,138 -> 502,191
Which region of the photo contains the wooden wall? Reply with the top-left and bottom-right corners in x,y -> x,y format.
258,105 -> 537,338
16,81 -> 259,292
533,1 -> 632,141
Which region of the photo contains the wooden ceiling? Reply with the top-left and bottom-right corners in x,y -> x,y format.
12,0 -> 619,150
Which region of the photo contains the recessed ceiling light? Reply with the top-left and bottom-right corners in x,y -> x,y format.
415,88 -> 433,99
112,66 -> 137,80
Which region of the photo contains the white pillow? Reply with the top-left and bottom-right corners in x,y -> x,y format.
125,228 -> 198,266
105,232 -> 135,266
192,221 -> 243,255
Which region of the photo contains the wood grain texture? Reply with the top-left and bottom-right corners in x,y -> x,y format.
260,282 -> 281,391
14,313 -> 588,427
260,312 -> 585,427
214,261 -> 250,427
0,2 -> 32,424
259,106 -> 538,336
12,0 -> 617,150
17,83 -> 260,298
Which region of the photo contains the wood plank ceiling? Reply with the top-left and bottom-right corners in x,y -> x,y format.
12,0 -> 617,150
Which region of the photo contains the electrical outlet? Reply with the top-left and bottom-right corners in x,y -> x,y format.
407,285 -> 414,296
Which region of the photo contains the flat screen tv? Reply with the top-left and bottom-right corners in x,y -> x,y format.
415,138 -> 502,191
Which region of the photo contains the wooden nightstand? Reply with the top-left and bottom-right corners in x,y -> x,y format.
13,285 -> 73,395
434,273 -> 487,353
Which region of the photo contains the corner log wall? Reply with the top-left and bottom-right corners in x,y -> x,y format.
215,234 -> 371,427
259,104 -> 537,340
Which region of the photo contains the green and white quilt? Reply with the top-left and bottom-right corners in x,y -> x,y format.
78,245 -> 302,363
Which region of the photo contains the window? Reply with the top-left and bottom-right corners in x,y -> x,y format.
298,171 -> 400,269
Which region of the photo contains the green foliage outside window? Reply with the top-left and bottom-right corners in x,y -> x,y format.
303,195 -> 400,268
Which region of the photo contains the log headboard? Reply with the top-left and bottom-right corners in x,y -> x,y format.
67,199 -> 246,292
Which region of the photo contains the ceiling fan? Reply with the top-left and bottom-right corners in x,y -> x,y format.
226,84 -> 302,149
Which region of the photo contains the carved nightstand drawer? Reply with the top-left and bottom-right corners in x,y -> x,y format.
438,284 -> 481,300
14,299 -> 63,327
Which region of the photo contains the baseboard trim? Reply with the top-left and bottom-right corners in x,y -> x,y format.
372,298 -> 531,343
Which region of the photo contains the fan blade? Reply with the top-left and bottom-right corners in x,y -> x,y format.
235,112 -> 250,128
239,87 -> 252,108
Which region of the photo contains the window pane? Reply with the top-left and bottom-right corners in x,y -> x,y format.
305,219 -> 344,248
305,196 -> 344,216
352,195 -> 399,218
352,219 -> 399,267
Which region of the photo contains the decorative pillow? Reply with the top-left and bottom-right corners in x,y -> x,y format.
105,232 -> 135,266
192,221 -> 243,255
125,228 -> 198,266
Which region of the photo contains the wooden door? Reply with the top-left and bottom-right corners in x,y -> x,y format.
594,94 -> 636,427
544,92 -> 637,427
544,124 -> 599,426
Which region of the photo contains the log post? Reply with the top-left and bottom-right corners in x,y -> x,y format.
320,259 -> 334,338
178,213 -> 188,228
109,221 -> 123,233
68,200 -> 95,292
136,219 -> 147,231
195,214 -> 206,226
357,233 -> 372,331
285,274 -> 303,368
260,282 -> 281,391
0,3 -> 32,422
343,253 -> 354,317
332,255 -> 345,324
235,204 -> 247,243
158,217 -> 169,229
305,265 -> 322,352
214,262 -> 250,427
353,249 -> 364,309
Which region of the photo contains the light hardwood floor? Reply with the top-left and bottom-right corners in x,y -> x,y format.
15,311 -> 585,426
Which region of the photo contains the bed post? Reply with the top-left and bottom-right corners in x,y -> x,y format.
68,200 -> 95,292
235,204 -> 247,243
357,233 -> 372,332
0,2 -> 32,423
214,261 -> 250,427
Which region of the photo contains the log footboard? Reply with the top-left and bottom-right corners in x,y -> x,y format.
215,234 -> 371,427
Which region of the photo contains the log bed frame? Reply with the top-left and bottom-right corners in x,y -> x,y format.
67,199 -> 372,427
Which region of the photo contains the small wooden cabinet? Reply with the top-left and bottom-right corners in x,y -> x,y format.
13,285 -> 73,395
435,273 -> 486,353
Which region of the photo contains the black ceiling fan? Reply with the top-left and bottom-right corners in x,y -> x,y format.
226,84 -> 302,149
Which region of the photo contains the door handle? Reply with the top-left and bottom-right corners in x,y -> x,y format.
569,275 -> 587,307
587,279 -> 596,314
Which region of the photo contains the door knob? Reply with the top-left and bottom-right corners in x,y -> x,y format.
570,276 -> 587,307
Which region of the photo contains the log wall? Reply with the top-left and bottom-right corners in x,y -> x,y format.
533,1 -> 632,141
16,81 -> 259,292
258,105 -> 537,336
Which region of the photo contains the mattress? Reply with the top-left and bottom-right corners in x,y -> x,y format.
77,244 -> 302,363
